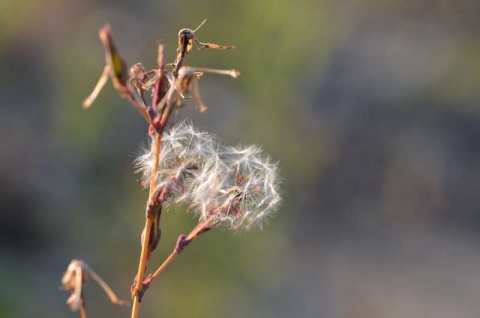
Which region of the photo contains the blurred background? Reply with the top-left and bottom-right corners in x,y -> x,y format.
1,0 -> 480,317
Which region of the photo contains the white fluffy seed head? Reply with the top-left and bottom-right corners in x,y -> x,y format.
134,122 -> 221,200
134,122 -> 281,230
216,145 -> 281,230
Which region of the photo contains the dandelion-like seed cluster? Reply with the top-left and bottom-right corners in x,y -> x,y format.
135,122 -> 281,230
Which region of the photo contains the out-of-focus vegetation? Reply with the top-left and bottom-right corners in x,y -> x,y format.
1,0 -> 479,317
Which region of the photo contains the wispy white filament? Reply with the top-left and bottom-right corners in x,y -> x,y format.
135,122 -> 281,230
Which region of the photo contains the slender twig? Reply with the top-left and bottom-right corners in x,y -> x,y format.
80,307 -> 87,318
83,65 -> 110,109
131,43 -> 169,318
97,25 -> 152,124
192,67 -> 240,78
131,87 -> 176,318
149,135 -> 162,198
124,86 -> 152,124
85,264 -> 128,306
62,259 -> 128,318
159,80 -> 178,128
151,43 -> 166,109
130,125 -> 162,318
131,217 -> 153,318
145,215 -> 216,285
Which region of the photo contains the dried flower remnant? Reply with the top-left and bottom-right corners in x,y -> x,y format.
61,259 -> 129,318
61,260 -> 85,313
174,66 -> 240,112
82,25 -> 129,110
129,63 -> 159,105
82,25 -> 151,124
173,19 -> 235,74
135,122 -> 281,230
211,145 -> 281,230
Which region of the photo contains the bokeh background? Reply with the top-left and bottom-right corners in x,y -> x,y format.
1,0 -> 480,317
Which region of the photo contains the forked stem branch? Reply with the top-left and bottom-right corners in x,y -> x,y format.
145,215 -> 216,286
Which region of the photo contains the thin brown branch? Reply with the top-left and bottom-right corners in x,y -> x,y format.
194,40 -> 235,51
99,24 -> 128,85
151,43 -> 166,109
131,217 -> 153,318
131,136 -> 161,318
145,215 -> 216,285
80,306 -> 87,318
192,67 -> 240,78
159,82 -> 178,128
86,265 -> 129,306
131,43 -> 167,317
83,65 -> 110,109
124,86 -> 152,123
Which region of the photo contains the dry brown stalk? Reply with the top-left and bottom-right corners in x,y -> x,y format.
77,20 -> 239,318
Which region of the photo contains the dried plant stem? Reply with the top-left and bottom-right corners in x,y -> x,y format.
131,133 -> 162,318
147,251 -> 176,282
79,22 -> 243,318
131,212 -> 153,318
86,265 -> 128,306
124,87 -> 152,124
80,307 -> 87,318
131,39 -> 176,317
82,65 -> 110,109
148,216 -> 216,283
131,219 -> 152,318
193,67 -> 240,78
149,134 -> 162,198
